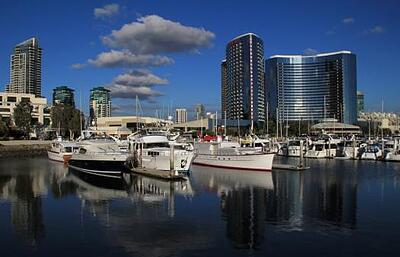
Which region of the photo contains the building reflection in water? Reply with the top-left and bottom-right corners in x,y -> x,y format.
191,162 -> 358,249
0,160 -> 63,245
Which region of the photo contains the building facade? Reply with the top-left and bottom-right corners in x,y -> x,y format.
195,104 -> 206,120
357,91 -> 364,115
266,51 -> 357,124
8,38 -> 42,97
221,60 -> 227,119
175,108 -> 187,124
0,92 -> 50,125
89,87 -> 111,125
53,86 -> 75,107
222,33 -> 266,127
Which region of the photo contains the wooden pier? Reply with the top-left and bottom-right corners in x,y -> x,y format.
130,168 -> 187,181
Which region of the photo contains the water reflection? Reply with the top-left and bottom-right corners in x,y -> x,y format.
0,157 -> 399,255
191,163 -> 358,249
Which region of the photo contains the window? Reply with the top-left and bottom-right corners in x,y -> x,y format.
21,97 -> 31,102
0,108 -> 10,112
7,97 -> 16,102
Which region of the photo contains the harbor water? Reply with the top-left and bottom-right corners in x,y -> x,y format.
0,157 -> 400,257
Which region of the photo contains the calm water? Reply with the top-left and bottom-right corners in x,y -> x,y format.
1,157 -> 400,257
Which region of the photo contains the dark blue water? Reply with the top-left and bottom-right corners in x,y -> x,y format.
0,156 -> 400,257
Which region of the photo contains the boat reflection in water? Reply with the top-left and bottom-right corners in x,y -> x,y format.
191,163 -> 358,249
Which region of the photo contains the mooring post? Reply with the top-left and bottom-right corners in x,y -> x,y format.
299,140 -> 304,168
170,144 -> 175,176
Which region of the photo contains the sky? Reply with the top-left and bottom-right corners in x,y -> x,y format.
0,0 -> 399,118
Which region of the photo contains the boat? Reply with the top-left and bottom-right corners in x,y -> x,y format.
305,135 -> 341,159
68,136 -> 131,178
127,133 -> 195,173
385,137 -> 400,162
358,143 -> 383,160
47,139 -> 79,163
336,138 -> 361,159
193,142 -> 274,171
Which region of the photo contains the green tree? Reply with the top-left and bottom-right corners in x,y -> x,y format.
0,115 -> 9,138
13,100 -> 33,137
51,104 -> 83,139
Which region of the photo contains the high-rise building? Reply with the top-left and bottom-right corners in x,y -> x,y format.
266,51 -> 357,124
195,104 -> 206,120
357,91 -> 364,115
222,33 -> 266,127
90,87 -> 111,125
8,38 -> 42,97
53,86 -> 75,107
221,60 -> 227,119
175,108 -> 187,124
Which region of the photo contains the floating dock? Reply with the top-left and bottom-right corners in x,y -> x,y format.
130,168 -> 187,181
272,164 -> 310,171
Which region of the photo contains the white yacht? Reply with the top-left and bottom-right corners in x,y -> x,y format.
127,134 -> 195,173
47,139 -> 79,163
385,137 -> 400,161
359,143 -> 383,160
337,139 -> 361,159
305,135 -> 341,159
68,137 -> 131,178
193,142 -> 274,171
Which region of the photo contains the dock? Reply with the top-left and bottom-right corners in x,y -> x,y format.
272,164 -> 310,171
130,168 -> 187,181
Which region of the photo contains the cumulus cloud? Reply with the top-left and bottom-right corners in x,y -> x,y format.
303,48 -> 319,56
94,3 -> 120,19
70,63 -> 87,70
113,70 -> 168,87
342,17 -> 355,24
88,50 -> 174,68
107,70 -> 168,100
102,15 -> 215,54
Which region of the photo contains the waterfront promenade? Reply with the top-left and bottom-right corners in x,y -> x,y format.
0,140 -> 51,158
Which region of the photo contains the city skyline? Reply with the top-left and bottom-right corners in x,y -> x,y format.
0,0 -> 399,116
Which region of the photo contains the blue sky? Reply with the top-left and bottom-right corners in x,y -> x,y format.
0,0 -> 399,118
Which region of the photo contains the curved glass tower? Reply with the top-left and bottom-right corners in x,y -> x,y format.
266,51 -> 357,124
222,33 -> 265,126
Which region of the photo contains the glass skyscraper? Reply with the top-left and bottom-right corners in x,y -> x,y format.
8,38 -> 42,97
266,51 -> 357,124
357,91 -> 364,115
89,87 -> 111,125
53,86 -> 75,108
222,33 -> 265,127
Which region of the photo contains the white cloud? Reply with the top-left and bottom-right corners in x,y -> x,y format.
107,70 -> 168,100
70,63 -> 87,70
113,70 -> 168,87
342,17 -> 355,24
94,3 -> 120,19
88,50 -> 174,68
102,15 -> 215,54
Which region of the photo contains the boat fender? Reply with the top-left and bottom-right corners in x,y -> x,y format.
181,159 -> 187,168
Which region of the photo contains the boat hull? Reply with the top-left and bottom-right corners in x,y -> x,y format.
47,150 -> 72,163
68,159 -> 130,178
193,153 -> 274,171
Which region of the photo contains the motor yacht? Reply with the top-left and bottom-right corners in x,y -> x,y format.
47,139 -> 79,163
68,137 -> 131,178
193,141 -> 274,171
127,134 -> 195,173
358,143 -> 383,160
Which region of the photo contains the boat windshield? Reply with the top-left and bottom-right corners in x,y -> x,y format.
315,144 -> 324,151
144,142 -> 170,148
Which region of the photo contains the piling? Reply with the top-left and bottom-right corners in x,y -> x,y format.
170,144 -> 175,176
299,140 -> 304,168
